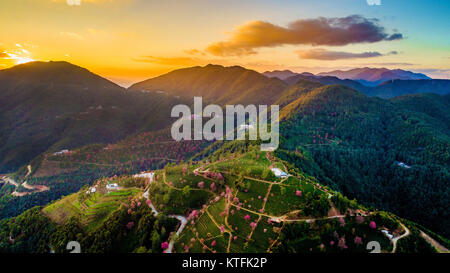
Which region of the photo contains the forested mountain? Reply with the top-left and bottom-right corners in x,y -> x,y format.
283,74 -> 371,93
0,61 -> 186,172
367,79 -> 450,98
278,86 -> 450,236
129,64 -> 288,105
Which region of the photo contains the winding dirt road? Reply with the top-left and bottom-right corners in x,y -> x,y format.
391,223 -> 410,253
141,173 -> 187,253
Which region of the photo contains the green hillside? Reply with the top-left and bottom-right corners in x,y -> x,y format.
278,86 -> 450,237
1,143 -> 446,253
0,129 -> 211,221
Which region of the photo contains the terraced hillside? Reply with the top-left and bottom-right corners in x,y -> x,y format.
0,129 -> 211,221
42,176 -> 144,232
2,143 -> 445,253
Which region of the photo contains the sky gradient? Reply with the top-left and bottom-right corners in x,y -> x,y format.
1,0 -> 449,86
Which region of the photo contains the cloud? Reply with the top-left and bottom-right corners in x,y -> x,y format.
206,15 -> 403,56
60,32 -> 84,40
184,49 -> 206,56
0,46 -> 35,64
0,49 -> 8,58
361,62 -> 414,66
51,0 -> 117,6
66,0 -> 81,5
366,0 -> 382,6
296,48 -> 385,60
412,68 -> 450,79
133,56 -> 202,66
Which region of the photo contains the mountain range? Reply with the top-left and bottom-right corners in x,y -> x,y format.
318,67 -> 431,86
263,68 -> 448,99
264,67 -> 431,86
0,61 -> 187,173
0,61 -> 449,253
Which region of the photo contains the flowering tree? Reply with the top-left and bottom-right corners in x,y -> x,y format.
161,241 -> 169,250
356,215 -> 364,224
126,221 -> 134,229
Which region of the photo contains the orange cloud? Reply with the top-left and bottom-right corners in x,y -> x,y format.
184,49 -> 206,56
51,0 -> 117,5
206,15 -> 403,56
0,49 -> 8,58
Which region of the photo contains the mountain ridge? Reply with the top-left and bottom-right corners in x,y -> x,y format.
0,61 -> 186,172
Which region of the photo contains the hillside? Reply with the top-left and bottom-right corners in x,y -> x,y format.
0,129 -> 211,220
274,80 -> 324,108
283,74 -> 371,93
368,79 -> 450,98
0,143 -> 444,253
278,86 -> 450,237
129,64 -> 288,105
0,61 -> 186,173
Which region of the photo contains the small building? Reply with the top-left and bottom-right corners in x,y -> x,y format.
133,172 -> 154,182
397,162 -> 411,169
53,149 -> 69,156
106,183 -> 119,191
381,229 -> 394,240
271,168 -> 288,178
86,187 -> 97,194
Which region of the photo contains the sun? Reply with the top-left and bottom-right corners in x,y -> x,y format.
15,56 -> 35,64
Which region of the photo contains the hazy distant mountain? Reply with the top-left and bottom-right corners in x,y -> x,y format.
0,61 -> 184,172
282,72 -> 449,99
318,68 -> 431,86
262,70 -> 299,80
129,64 -> 287,105
283,74 -> 371,94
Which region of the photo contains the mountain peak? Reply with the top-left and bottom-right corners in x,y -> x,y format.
129,64 -> 287,105
263,69 -> 299,80
318,67 -> 431,85
0,60 -> 122,90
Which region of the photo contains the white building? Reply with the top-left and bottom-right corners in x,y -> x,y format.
133,172 -> 154,182
106,183 -> 119,190
381,229 -> 394,240
271,168 -> 288,178
53,149 -> 69,156
397,162 -> 411,169
85,187 -> 97,194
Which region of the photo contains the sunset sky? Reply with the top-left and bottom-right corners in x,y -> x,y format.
1,0 -> 449,86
